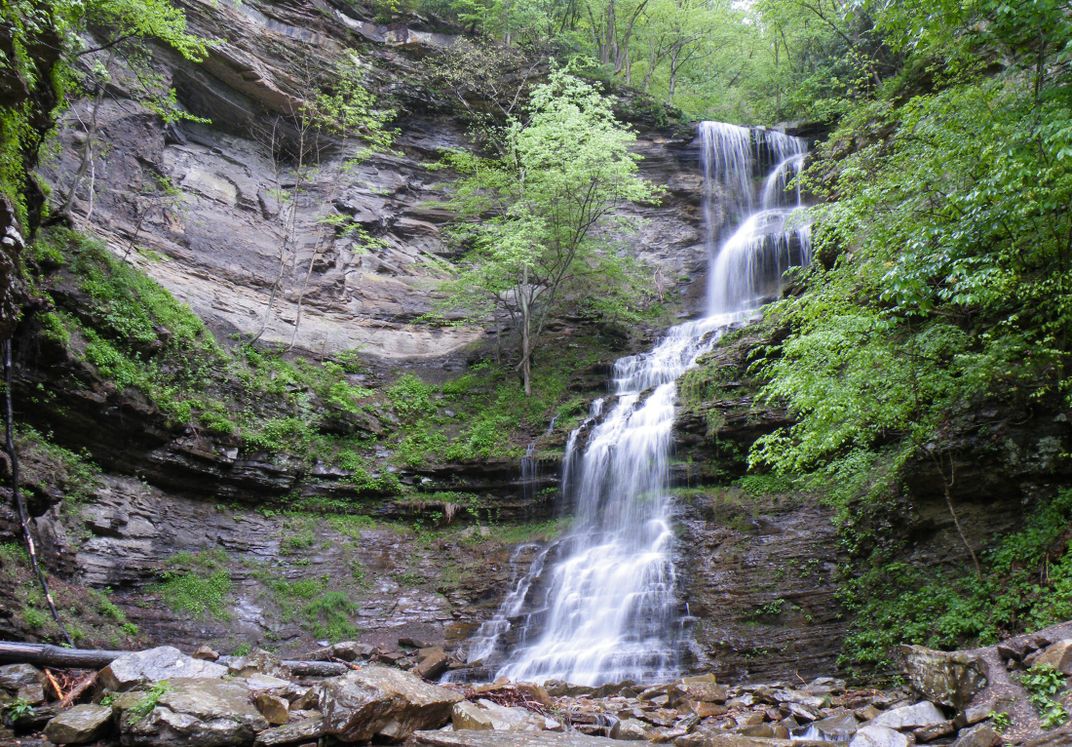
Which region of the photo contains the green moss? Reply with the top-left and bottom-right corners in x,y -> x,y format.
303,590 -> 358,642
257,573 -> 359,643
152,550 -> 232,621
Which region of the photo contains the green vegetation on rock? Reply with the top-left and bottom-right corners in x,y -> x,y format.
153,549 -> 233,621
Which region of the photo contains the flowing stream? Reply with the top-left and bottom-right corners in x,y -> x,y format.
463,122 -> 813,686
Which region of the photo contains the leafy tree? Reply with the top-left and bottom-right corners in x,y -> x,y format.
442,67 -> 658,394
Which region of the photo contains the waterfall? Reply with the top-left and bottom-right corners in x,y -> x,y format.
462,122 -> 812,686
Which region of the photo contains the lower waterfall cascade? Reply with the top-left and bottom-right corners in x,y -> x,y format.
462,121 -> 814,686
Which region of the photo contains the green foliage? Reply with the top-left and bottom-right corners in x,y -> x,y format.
388,374 -> 436,421
304,52 -> 394,157
839,490 -> 1072,673
258,573 -> 359,643
18,425 -> 101,505
152,550 -> 232,621
126,681 -> 171,723
988,711 -> 1011,733
1020,664 -> 1069,729
440,67 -> 659,394
4,698 -> 34,722
747,0 -> 1072,560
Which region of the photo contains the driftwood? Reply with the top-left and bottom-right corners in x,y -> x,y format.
0,641 -> 350,677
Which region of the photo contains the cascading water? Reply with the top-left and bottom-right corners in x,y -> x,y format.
462,122 -> 813,686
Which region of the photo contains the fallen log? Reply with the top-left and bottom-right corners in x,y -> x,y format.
0,641 -> 350,677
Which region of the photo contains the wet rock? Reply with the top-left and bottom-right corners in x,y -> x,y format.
738,723 -> 775,737
192,645 -> 220,661
689,701 -> 728,718
0,663 -> 43,691
253,692 -> 290,725
100,646 -> 227,691
119,677 -> 269,746
673,735 -> 827,746
1026,639 -> 1072,675
609,717 -> 649,740
900,645 -> 988,710
227,650 -> 290,679
451,699 -> 557,732
409,730 -> 624,745
799,711 -> 858,741
253,716 -> 325,746
849,725 -> 911,747
804,678 -> 845,696
870,701 -> 946,730
319,665 -> 462,742
952,723 -> 1001,747
914,720 -> 955,742
414,647 -> 449,679
18,682 -> 46,704
785,702 -> 819,722
44,704 -> 113,744
545,680 -> 598,697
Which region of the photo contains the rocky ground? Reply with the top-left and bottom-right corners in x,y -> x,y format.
1,620 -> 1071,746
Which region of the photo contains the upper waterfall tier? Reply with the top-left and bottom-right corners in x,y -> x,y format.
701,124 -> 812,315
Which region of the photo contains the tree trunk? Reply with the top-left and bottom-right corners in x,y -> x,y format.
520,267 -> 532,396
0,641 -> 351,676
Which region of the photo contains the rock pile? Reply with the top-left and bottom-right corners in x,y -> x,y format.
0,633 -> 1067,746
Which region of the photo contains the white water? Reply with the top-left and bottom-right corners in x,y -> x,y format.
464,122 -> 812,686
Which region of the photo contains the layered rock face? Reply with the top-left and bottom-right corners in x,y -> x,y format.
42,0 -> 707,365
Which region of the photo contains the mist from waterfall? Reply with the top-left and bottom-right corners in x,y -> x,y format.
462,121 -> 812,686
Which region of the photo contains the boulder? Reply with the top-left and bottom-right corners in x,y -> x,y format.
952,723 -> 1001,747
414,647 -> 449,680
44,704 -> 113,744
870,701 -> 946,730
192,646 -> 220,661
1027,639 -> 1072,675
253,692 -> 289,726
119,677 -> 269,746
609,717 -> 649,740
799,711 -> 858,741
99,646 -> 227,691
689,701 -> 728,718
914,720 -> 955,742
0,663 -> 43,691
319,665 -> 462,742
17,682 -> 46,704
899,645 -> 988,710
253,716 -> 325,746
849,725 -> 911,747
451,699 -> 557,732
452,701 -> 495,731
675,674 -> 728,704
